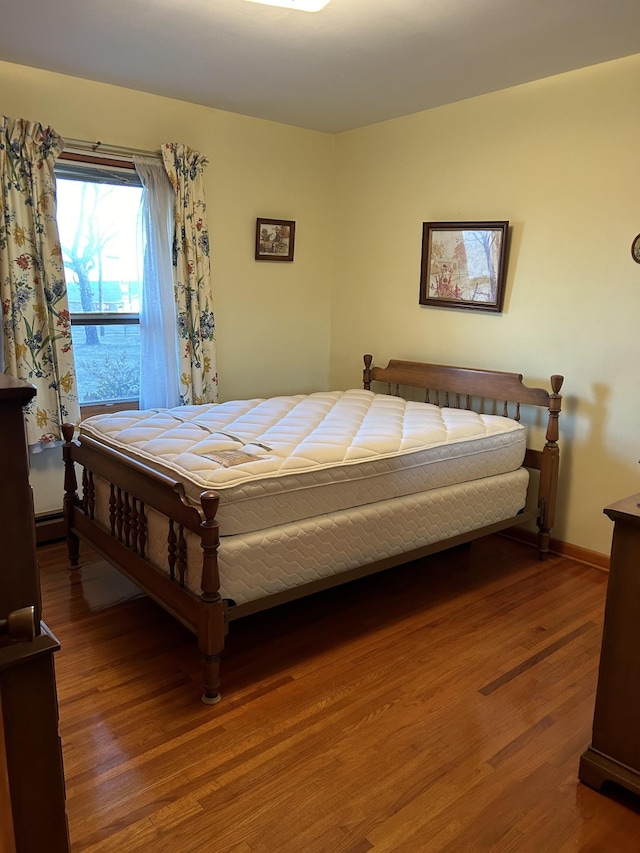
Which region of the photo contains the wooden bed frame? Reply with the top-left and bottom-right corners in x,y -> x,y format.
62,356 -> 563,705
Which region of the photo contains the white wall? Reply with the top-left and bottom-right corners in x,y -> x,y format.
331,53 -> 640,556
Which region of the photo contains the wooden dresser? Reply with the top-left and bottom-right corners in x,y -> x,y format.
0,375 -> 70,852
579,494 -> 640,797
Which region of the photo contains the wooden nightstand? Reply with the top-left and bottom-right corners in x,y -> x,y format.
579,494 -> 640,797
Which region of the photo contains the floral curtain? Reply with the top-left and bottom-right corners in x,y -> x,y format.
161,142 -> 217,405
0,115 -> 79,448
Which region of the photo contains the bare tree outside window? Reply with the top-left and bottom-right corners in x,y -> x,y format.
56,175 -> 144,404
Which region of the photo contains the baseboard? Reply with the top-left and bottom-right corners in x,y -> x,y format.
35,511 -> 66,545
501,528 -> 610,571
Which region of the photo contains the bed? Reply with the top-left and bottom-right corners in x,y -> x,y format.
61,355 -> 563,705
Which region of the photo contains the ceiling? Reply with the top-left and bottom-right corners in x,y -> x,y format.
2,0 -> 640,134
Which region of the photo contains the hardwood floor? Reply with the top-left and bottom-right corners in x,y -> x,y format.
37,535 -> 640,852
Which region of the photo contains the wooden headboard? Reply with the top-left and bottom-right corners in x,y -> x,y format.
362,354 -> 564,557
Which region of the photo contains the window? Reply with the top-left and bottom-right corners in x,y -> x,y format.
55,156 -> 143,409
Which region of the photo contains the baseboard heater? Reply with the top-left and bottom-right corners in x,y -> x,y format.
35,511 -> 66,545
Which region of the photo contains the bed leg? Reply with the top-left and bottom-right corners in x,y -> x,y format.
537,529 -> 551,560
201,653 -> 222,705
66,530 -> 81,569
536,375 -> 563,561
62,423 -> 81,568
198,602 -> 225,705
536,497 -> 553,559
198,490 -> 224,705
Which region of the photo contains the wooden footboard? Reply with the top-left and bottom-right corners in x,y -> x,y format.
61,424 -> 225,705
62,355 -> 563,705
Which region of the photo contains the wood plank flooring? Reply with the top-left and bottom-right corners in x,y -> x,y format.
37,535 -> 640,852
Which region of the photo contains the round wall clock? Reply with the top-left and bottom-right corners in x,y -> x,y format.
632,234 -> 640,264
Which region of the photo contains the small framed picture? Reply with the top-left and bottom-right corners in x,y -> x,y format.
419,221 -> 509,312
631,233 -> 640,264
255,218 -> 296,262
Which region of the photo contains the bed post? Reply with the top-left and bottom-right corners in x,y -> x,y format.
537,375 -> 563,559
198,490 -> 225,705
62,423 -> 81,568
363,353 -> 373,390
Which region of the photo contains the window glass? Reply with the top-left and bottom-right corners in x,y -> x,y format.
55,174 -> 143,406
70,323 -> 140,404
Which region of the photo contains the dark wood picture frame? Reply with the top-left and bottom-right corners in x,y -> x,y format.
419,221 -> 509,312
255,218 -> 296,262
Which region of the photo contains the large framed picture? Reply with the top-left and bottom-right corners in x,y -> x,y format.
419,221 -> 509,312
255,218 -> 296,262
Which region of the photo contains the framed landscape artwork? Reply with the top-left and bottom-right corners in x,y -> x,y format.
419,221 -> 509,312
255,218 -> 296,262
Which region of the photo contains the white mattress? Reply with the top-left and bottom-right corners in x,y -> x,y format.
81,390 -> 527,536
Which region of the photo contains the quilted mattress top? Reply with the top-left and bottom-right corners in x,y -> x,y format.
81,389 -> 526,534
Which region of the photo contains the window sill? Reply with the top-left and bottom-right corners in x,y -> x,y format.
80,401 -> 139,420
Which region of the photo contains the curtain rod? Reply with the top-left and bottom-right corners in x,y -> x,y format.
62,137 -> 161,160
